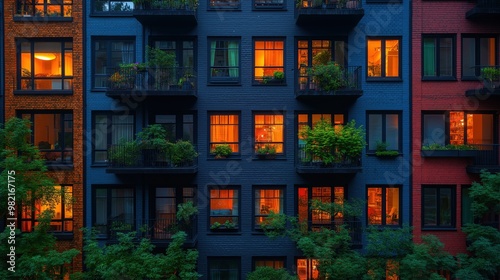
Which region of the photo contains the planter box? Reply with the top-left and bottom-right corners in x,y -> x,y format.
421,150 -> 477,157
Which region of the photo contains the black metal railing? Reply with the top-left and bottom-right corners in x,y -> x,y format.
107,145 -> 197,168
307,219 -> 362,246
473,0 -> 500,9
107,67 -> 196,92
296,144 -> 362,168
297,66 -> 362,93
107,217 -> 197,242
297,0 -> 362,9
470,144 -> 500,166
134,0 -> 198,11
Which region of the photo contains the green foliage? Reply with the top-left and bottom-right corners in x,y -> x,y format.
82,230 -> 200,280
176,201 -> 198,224
260,211 -> 288,238
146,46 -> 177,69
480,67 -> 500,82
299,119 -> 365,165
421,143 -> 478,150
246,266 -> 297,280
468,170 -> 500,218
366,226 -> 413,258
256,144 -> 277,155
308,61 -> 346,91
170,140 -> 198,166
374,141 -> 399,157
212,143 -> 232,158
273,70 -> 285,80
136,124 -> 169,150
0,212 -> 79,279
108,139 -> 140,166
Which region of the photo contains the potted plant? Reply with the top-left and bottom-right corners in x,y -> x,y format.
146,46 -> 177,90
308,61 -> 346,92
480,67 -> 500,89
273,70 -> 285,81
256,144 -> 277,159
108,140 -> 140,167
170,140 -> 198,166
136,124 -> 170,166
212,143 -> 232,159
374,141 -> 399,158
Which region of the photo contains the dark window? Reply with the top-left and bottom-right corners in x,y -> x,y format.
462,186 -> 474,226
94,186 -> 135,236
422,186 -> 455,228
93,112 -> 135,163
367,112 -> 401,152
209,113 -> 239,153
209,187 -> 239,230
254,113 -> 284,154
297,186 -> 345,230
462,36 -> 497,78
150,39 -> 196,85
422,111 -> 494,146
367,37 -> 401,79
209,38 -> 240,83
208,257 -> 241,280
93,38 -> 135,89
152,187 -> 195,239
93,0 -> 134,13
254,187 -> 284,229
21,185 -> 73,233
21,111 -> 73,164
254,39 -> 285,84
17,0 -> 72,17
253,257 -> 285,269
422,35 -> 455,79
153,113 -> 195,143
209,0 -> 240,9
18,39 -> 73,91
367,186 -> 401,226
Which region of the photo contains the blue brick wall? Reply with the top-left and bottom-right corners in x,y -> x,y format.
84,0 -> 410,278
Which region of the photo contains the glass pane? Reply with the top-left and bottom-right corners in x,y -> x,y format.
368,188 -> 382,225
462,38 -> 475,77
385,40 -> 399,77
368,114 -> 382,150
423,114 -> 445,146
368,40 -> 382,77
462,188 -> 473,225
423,188 -> 437,226
467,114 -> 493,145
479,38 -> 495,66
439,188 -> 452,226
423,38 -> 436,76
450,112 -> 464,145
385,188 -> 399,225
386,114 -> 399,150
439,38 -> 452,77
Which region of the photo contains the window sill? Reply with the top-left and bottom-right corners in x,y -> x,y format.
422,77 -> 457,81
14,90 -> 73,95
366,77 -> 402,82
421,227 -> 457,231
208,230 -> 241,235
208,80 -> 241,86
252,6 -> 287,11
91,163 -> 109,167
47,164 -> 74,171
252,155 -> 286,160
90,12 -> 134,17
13,16 -> 73,22
208,156 -> 242,161
208,7 -> 242,11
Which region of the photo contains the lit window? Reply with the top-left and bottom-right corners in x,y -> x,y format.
254,39 -> 285,84
17,0 -> 72,17
210,114 -> 239,153
254,114 -> 284,153
18,40 -> 73,91
367,186 -> 400,226
254,258 -> 285,269
422,186 -> 455,228
21,186 -> 73,233
254,188 -> 283,228
367,38 -> 400,78
209,188 -> 239,230
296,258 -> 320,280
298,186 -> 344,228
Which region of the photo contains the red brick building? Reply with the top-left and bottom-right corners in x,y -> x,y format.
3,1 -> 83,271
412,0 -> 500,255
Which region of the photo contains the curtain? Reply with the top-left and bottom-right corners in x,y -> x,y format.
228,41 -> 239,77
121,42 -> 134,64
111,115 -> 134,144
210,41 -> 216,74
423,38 -> 436,76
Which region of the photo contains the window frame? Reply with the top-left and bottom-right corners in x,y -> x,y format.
253,112 -> 285,156
461,34 -> 498,80
20,185 -> 74,236
253,186 -> 285,230
19,110 -> 74,166
92,0 -> 135,15
208,37 -> 241,84
150,111 -> 197,144
208,186 -> 240,232
16,0 -> 73,18
91,111 -> 136,165
421,34 -> 456,81
296,185 -> 346,230
366,185 -> 402,227
253,37 -> 286,85
366,36 -> 402,81
16,38 -> 74,94
366,111 -> 402,154
92,37 -> 135,91
208,257 -> 241,280
422,185 -> 456,229
209,112 -> 240,155
208,0 -> 241,10
252,257 -> 286,270
92,185 -> 136,238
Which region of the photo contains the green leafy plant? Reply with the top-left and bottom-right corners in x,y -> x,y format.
223,220 -> 237,229
480,67 -> 500,82
108,140 -> 140,166
308,61 -> 346,91
210,222 -> 221,230
273,70 -> 285,80
136,124 -> 169,151
212,143 -> 232,158
247,266 -> 297,280
375,141 -> 399,157
421,143 -> 478,150
176,201 -> 198,225
256,144 -> 277,155
170,140 -> 198,166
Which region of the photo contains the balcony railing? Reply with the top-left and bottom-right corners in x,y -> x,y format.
466,0 -> 500,20
296,65 -> 362,99
106,67 -> 197,98
106,217 -> 197,246
106,145 -> 198,174
296,144 -> 362,174
133,0 -> 197,25
295,0 -> 364,26
465,65 -> 500,97
306,219 -> 362,247
467,144 -> 500,173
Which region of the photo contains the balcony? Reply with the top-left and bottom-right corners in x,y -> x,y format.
306,219 -> 362,248
105,67 -> 197,100
106,145 -> 198,174
106,217 -> 197,248
465,65 -> 500,98
296,65 -> 362,100
466,144 -> 500,173
295,0 -> 364,27
296,144 -> 362,174
466,0 -> 500,21
133,1 -> 197,26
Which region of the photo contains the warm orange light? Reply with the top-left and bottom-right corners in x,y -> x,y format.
34,53 -> 56,61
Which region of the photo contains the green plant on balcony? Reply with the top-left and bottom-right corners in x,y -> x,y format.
299,119 -> 365,165
136,124 -> 170,151
375,141 -> 399,157
146,46 -> 177,89
308,61 -> 346,92
176,201 -> 198,225
212,143 -> 232,159
480,67 -> 500,89
421,143 -> 478,150
108,140 -> 140,166
170,140 -> 198,166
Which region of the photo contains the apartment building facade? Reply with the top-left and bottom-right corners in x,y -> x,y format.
3,0 -> 84,271
412,0 -> 500,255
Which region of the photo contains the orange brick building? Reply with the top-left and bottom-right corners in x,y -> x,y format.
3,0 -> 83,271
